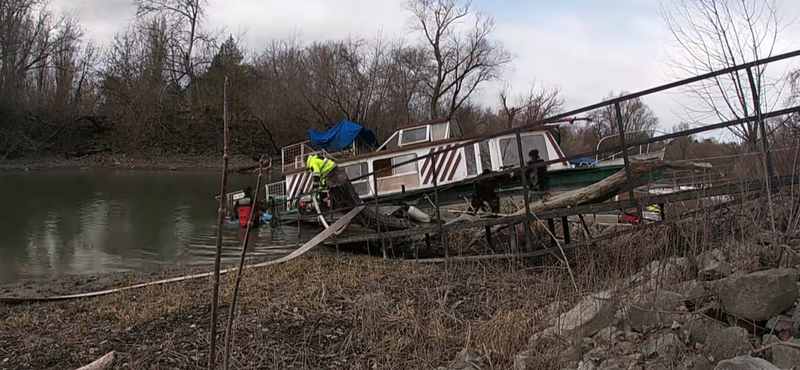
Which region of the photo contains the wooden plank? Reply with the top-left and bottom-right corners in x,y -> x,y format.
1,206 -> 367,305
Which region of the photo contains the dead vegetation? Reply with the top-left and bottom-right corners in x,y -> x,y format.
0,192 -> 798,369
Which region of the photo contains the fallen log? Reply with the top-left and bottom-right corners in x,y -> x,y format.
76,351 -> 114,370
446,159 -> 704,225
325,166 -> 415,231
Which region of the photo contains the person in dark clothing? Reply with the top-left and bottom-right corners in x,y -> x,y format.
525,149 -> 548,191
471,169 -> 500,213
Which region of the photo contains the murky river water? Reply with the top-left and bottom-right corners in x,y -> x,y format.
0,169 -> 314,284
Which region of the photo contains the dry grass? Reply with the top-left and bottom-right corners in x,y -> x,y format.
0,246 -> 654,370
1,189 -> 798,370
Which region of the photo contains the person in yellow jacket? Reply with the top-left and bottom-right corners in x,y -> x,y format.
306,154 -> 336,190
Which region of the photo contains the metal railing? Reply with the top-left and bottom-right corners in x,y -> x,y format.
277,49 -> 800,259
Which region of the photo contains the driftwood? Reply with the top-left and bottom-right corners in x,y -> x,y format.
447,159 -> 704,226
75,351 -> 114,370
325,166 -> 415,231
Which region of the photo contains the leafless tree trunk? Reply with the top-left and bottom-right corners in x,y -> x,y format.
133,0 -> 216,95
405,0 -> 512,119
497,81 -> 564,129
661,0 -> 787,147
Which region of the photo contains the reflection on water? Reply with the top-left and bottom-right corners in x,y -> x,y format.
0,169 -> 315,284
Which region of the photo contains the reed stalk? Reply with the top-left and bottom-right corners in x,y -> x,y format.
223,158 -> 264,369
208,76 -> 230,370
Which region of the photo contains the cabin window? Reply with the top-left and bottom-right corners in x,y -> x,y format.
449,121 -> 463,137
431,123 -> 448,141
392,154 -> 418,175
479,140 -> 492,171
400,127 -> 428,145
465,144 -> 478,175
373,154 -> 418,179
344,163 -> 370,195
382,132 -> 400,150
499,134 -> 549,167
344,163 -> 367,179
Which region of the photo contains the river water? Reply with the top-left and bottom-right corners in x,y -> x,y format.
0,169 -> 313,284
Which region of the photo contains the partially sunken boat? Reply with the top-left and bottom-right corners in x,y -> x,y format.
265,117 -> 663,215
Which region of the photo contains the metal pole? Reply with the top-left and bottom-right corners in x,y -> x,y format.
561,216 -> 571,245
515,130 -> 534,253
431,150 -> 448,258
373,173 -> 386,259
745,67 -> 776,188
614,102 -> 642,221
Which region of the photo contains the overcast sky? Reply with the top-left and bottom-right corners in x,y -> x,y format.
50,0 -> 800,137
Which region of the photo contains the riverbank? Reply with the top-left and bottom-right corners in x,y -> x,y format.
2,195 -> 799,370
0,153 -> 261,172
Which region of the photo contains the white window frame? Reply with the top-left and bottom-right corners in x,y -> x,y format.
399,126 -> 430,146
391,154 -> 418,176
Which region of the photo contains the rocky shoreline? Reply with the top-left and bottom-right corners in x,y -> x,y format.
444,233 -> 800,370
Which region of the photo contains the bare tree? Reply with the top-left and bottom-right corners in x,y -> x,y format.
133,0 -> 216,88
497,81 -> 564,129
661,0 -> 789,147
405,0 -> 512,119
589,91 -> 660,154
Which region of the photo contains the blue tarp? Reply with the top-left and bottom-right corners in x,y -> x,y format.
568,157 -> 596,166
307,120 -> 379,151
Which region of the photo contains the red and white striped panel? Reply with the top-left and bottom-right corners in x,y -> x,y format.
286,171 -> 313,200
419,145 -> 463,185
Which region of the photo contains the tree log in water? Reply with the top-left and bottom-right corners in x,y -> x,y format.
325,166 -> 415,232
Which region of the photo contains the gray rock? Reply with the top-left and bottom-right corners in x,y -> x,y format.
633,259 -> 693,294
544,291 -> 617,338
765,315 -> 794,334
689,354 -> 715,370
627,291 -> 686,332
641,332 -> 682,360
761,335 -> 780,363
699,249 -> 733,280
644,363 -> 669,370
759,245 -> 800,269
685,315 -> 730,345
597,357 -> 639,370
449,348 -> 481,370
771,338 -> 800,370
673,280 -> 713,308
717,269 -> 800,321
793,303 -> 800,338
559,344 -> 587,368
593,326 -> 623,341
578,360 -> 598,370
703,327 -> 754,364
713,355 -> 780,370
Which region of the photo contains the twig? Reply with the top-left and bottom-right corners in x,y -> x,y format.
223,157 -> 264,370
209,76 -> 230,370
751,341 -> 800,355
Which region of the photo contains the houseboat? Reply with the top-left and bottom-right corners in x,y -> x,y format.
265,117 -> 662,215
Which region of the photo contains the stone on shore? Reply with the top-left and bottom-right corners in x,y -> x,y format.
717,269 -> 799,321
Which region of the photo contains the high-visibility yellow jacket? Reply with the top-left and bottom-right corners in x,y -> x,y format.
306,154 -> 335,175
